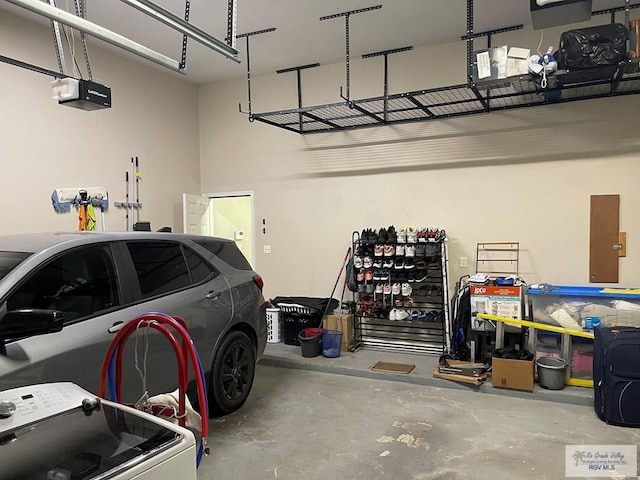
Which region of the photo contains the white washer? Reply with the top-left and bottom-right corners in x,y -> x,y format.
0,382 -> 197,480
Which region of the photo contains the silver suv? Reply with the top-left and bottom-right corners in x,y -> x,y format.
0,232 -> 266,416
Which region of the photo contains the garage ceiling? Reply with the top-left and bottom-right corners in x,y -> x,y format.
0,0 -> 632,84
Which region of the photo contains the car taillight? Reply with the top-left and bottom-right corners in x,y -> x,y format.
253,275 -> 264,291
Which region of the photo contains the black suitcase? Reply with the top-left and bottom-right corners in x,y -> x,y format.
593,327 -> 640,427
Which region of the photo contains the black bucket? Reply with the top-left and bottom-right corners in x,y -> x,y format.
298,328 -> 324,358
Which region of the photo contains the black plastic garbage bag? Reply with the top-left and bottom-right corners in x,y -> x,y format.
558,23 -> 628,70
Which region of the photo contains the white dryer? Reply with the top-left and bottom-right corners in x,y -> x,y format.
0,382 -> 197,480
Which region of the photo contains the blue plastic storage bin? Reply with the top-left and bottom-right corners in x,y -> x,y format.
528,284 -> 640,330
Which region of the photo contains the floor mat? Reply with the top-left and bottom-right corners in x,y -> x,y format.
370,361 -> 416,374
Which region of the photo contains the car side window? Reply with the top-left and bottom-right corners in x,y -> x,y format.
183,247 -> 217,283
126,242 -> 218,298
6,244 -> 120,322
127,242 -> 191,298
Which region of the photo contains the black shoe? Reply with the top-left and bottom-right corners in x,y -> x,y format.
387,226 -> 397,244
404,258 -> 415,270
377,227 -> 388,244
407,271 -> 416,282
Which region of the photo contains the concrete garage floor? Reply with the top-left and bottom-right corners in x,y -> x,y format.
198,348 -> 640,480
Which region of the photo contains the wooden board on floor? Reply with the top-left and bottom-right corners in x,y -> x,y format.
433,369 -> 487,386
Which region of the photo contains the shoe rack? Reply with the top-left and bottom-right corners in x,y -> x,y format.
351,226 -> 451,356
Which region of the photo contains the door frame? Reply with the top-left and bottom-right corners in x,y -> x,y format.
202,190 -> 256,268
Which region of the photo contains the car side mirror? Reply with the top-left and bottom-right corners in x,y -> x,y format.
0,309 -> 65,339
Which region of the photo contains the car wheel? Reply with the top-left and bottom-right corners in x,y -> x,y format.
208,330 -> 256,417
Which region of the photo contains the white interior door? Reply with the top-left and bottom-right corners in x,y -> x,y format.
182,193 -> 212,234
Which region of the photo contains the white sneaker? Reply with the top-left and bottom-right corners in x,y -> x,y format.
391,283 -> 401,295
383,258 -> 394,268
406,226 -> 418,243
383,283 -> 392,295
374,244 -> 384,257
375,283 -> 384,294
363,256 -> 373,268
389,308 -> 397,321
397,227 -> 407,244
354,256 -> 363,268
395,309 -> 410,321
396,244 -> 405,256
401,283 -> 412,296
405,245 -> 416,257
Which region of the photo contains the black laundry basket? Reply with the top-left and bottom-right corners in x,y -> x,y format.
271,297 -> 339,346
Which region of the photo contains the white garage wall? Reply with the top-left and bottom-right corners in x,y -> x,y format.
0,11 -> 200,233
199,21 -> 640,300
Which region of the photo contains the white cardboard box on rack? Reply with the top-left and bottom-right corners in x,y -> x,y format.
470,285 -> 522,331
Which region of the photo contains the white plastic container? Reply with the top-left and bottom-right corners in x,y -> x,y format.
266,308 -> 282,343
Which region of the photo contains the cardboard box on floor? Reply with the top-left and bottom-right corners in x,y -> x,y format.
323,314 -> 354,351
491,357 -> 535,392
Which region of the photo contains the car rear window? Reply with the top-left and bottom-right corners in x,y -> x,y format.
0,251 -> 31,281
195,241 -> 252,270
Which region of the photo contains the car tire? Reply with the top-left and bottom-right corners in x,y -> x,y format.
208,330 -> 256,417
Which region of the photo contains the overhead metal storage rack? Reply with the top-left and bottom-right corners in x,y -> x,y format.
243,0 -> 640,134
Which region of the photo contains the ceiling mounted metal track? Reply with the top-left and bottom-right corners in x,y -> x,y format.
3,0 -> 239,75
246,0 -> 640,135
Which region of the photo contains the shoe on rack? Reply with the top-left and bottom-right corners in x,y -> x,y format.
377,227 -> 388,244
354,256 -> 363,268
404,258 -> 415,270
379,270 -> 390,281
411,310 -> 420,321
387,226 -> 397,244
375,283 -> 384,294
383,258 -> 394,269
391,282 -> 401,295
397,227 -> 407,244
395,244 -> 405,256
389,308 -> 397,321
414,269 -> 427,282
415,244 -> 426,257
384,245 -> 396,257
383,283 -> 392,295
405,245 -> 416,257
374,244 -> 384,257
434,229 -> 446,243
395,309 -> 410,321
417,310 -> 427,322
415,260 -> 427,270
373,258 -> 383,268
373,270 -> 382,281
365,283 -> 375,294
357,283 -> 365,293
357,270 -> 365,282
401,282 -> 412,296
366,229 -> 377,246
365,269 -> 374,282
363,256 -> 373,268
406,226 -> 418,243
394,258 -> 405,270
407,271 -> 416,283
403,297 -> 414,308
418,227 -> 428,243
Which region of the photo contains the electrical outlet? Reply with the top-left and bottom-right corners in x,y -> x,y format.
263,245 -> 271,254
459,256 -> 468,268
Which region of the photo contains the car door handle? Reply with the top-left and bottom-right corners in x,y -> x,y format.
206,290 -> 220,300
108,321 -> 124,334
